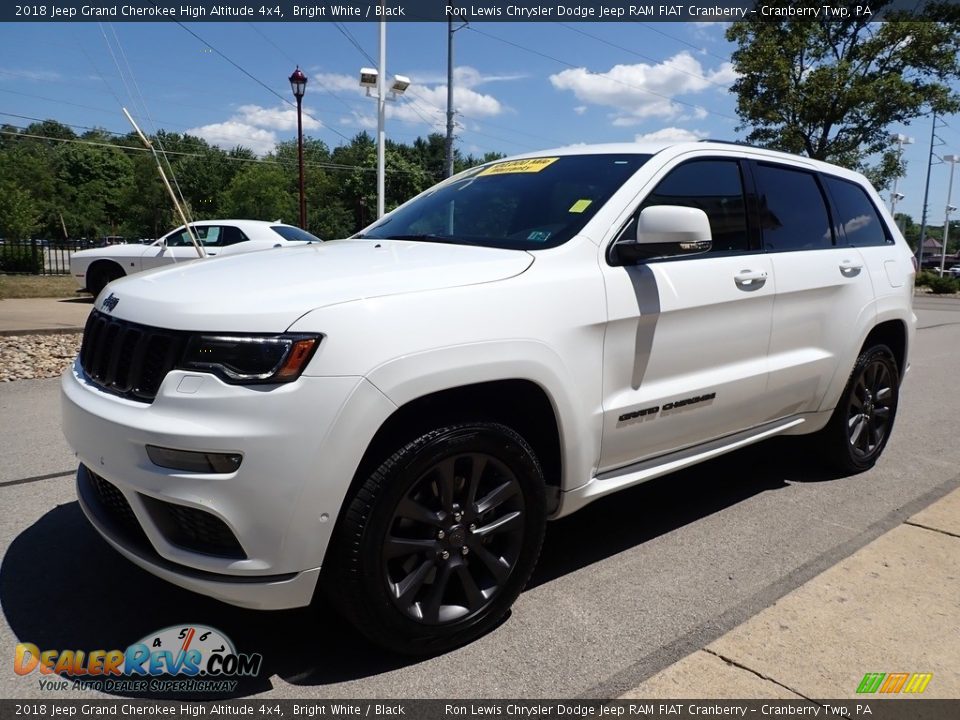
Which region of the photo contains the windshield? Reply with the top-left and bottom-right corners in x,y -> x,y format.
359,153 -> 651,250
270,225 -> 322,243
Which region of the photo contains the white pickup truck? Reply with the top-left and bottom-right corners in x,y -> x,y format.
61,141 -> 915,654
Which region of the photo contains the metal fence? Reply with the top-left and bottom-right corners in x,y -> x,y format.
0,238 -> 91,276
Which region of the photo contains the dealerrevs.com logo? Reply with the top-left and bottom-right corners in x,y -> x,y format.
15,625 -> 262,694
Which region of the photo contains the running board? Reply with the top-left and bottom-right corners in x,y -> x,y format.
559,416 -> 805,516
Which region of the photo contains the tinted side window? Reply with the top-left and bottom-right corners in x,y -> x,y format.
822,176 -> 891,247
217,226 -> 249,247
755,164 -> 833,251
642,160 -> 749,253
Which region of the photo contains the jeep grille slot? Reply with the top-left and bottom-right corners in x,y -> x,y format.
79,310 -> 187,402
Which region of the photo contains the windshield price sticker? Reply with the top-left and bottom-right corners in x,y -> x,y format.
478,157 -> 558,176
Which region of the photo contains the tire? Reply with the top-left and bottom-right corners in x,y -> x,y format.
324,422 -> 547,655
87,262 -> 124,297
818,344 -> 900,474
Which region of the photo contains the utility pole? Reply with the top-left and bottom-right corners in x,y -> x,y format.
445,16 -> 467,178
445,16 -> 455,179
377,10 -> 386,219
941,154 -> 958,276
917,112 -> 945,268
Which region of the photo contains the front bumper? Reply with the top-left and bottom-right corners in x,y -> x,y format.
61,360 -> 396,610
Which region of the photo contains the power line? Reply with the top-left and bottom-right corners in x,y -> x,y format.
175,22 -> 355,143
639,23 -> 731,62
0,127 -> 424,174
466,26 -> 737,123
557,23 -> 733,89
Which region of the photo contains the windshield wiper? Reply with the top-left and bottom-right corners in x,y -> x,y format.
377,234 -> 483,246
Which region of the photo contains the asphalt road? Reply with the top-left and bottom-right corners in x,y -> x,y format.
1,297 -> 959,700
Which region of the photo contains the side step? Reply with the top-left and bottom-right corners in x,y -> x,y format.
559,416 -> 805,516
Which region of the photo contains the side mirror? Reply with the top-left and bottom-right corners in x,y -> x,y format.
614,205 -> 712,264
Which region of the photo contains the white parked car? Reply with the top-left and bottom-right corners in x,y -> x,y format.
62,142 -> 915,654
69,220 -> 322,296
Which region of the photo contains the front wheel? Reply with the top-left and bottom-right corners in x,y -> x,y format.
324,422 -> 546,655
818,344 -> 900,474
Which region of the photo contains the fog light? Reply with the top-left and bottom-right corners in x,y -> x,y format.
146,445 -> 243,473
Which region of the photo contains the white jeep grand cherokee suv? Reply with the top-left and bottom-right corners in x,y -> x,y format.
62,142 -> 916,654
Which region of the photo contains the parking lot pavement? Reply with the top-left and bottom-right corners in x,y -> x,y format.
1,302 -> 959,700
623,487 -> 960,699
0,297 -> 92,335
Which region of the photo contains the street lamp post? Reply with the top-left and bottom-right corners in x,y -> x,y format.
941,154 -> 959,276
359,41 -> 410,219
889,133 -> 914,216
289,66 -> 308,229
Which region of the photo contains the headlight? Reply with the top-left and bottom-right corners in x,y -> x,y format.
180,334 -> 320,383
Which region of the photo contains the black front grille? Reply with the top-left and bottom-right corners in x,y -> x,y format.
80,465 -> 152,551
80,311 -> 187,402
141,496 -> 246,559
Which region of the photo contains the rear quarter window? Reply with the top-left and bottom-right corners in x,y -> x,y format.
822,176 -> 892,247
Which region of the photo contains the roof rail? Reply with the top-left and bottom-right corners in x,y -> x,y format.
698,139 -> 762,149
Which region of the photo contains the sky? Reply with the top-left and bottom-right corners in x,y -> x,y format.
1,20 -> 960,223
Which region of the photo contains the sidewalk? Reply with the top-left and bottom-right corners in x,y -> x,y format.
0,297 -> 92,334
623,486 -> 960,699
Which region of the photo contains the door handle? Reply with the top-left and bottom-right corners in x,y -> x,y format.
734,269 -> 768,291
839,259 -> 863,277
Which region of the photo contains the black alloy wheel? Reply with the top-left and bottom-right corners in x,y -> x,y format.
820,344 -> 899,473
846,356 -> 895,461
383,450 -> 526,625
324,422 -> 546,655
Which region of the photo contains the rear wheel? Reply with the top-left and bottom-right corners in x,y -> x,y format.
324,422 -> 546,655
818,344 -> 899,474
87,262 -> 125,297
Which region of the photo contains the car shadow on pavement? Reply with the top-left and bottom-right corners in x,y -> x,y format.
0,437 -> 837,697
58,296 -> 93,304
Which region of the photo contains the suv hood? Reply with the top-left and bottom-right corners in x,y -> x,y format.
96,239 -> 535,332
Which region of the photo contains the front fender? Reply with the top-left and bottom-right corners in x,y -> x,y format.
364,339 -> 600,495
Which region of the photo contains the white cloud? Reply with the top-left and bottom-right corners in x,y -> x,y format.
184,102 -> 326,155
574,106 -> 588,115
185,121 -> 278,155
0,67 -> 62,82
234,104 -> 322,132
634,127 -> 708,144
550,52 -> 736,126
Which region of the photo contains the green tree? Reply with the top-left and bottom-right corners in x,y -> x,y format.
0,184 -> 41,240
221,162 -> 296,221
726,1 -> 960,187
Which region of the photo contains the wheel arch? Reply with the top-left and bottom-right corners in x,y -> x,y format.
862,319 -> 908,378
86,258 -> 126,294
349,379 -> 564,517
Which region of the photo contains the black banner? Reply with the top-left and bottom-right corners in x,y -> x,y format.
0,0 -> 955,24
2,700 -> 960,720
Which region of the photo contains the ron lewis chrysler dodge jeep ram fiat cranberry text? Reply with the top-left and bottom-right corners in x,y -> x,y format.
62,142 -> 916,654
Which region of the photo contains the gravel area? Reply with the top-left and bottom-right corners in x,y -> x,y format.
0,333 -> 81,382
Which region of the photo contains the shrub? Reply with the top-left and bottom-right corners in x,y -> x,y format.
0,243 -> 43,274
915,270 -> 938,287
927,274 -> 959,294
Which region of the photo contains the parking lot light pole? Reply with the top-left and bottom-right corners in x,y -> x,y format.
889,133 -> 914,215
289,67 -> 308,229
941,154 -> 958,276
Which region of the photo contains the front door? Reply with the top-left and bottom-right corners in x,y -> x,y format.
598,157 -> 776,473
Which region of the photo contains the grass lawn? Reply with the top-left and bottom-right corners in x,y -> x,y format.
0,274 -> 84,299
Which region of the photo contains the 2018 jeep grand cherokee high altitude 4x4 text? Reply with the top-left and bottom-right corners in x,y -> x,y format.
62,142 -> 916,654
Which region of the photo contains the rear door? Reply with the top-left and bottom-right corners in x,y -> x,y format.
598,156 -> 776,472
754,162 -> 876,417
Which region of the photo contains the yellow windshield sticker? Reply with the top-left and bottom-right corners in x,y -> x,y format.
478,157 -> 559,176
568,199 -> 593,213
